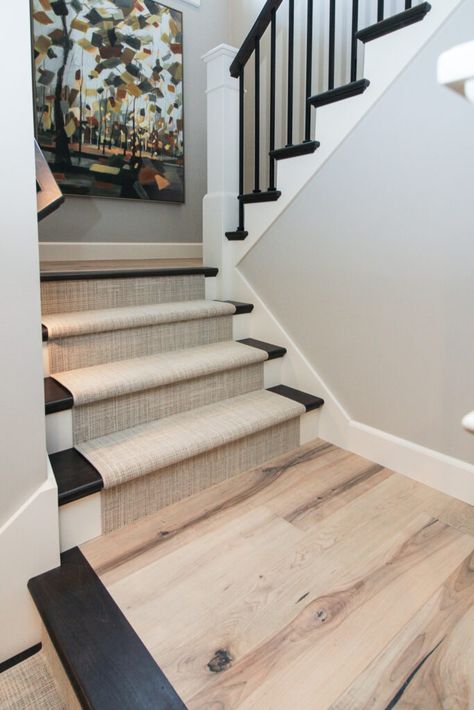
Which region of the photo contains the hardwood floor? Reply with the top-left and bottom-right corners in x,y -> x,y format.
81,440 -> 474,709
40,258 -> 203,273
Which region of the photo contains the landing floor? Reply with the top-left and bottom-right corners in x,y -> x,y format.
82,440 -> 474,709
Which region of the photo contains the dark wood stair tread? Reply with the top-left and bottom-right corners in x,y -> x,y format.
239,190 -> 282,204
50,449 -> 103,506
356,3 -> 431,43
40,266 -> 218,282
238,338 -> 287,360
268,384 -> 324,412
309,79 -> 370,108
270,141 -> 320,161
28,548 -> 186,709
45,378 -> 74,415
218,300 -> 254,314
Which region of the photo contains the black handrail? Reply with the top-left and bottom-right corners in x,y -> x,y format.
230,0 -> 285,78
226,0 -> 429,240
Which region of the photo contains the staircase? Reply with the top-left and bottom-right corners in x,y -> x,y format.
42,264 -> 323,544
0,1 -> 444,707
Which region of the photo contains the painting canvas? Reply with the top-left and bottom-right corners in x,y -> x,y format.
32,0 -> 184,203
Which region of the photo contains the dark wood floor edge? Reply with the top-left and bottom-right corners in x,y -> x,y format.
45,377 -> 74,415
267,384 -> 325,412
40,267 -> 218,282
0,644 -> 42,674
28,548 -> 187,710
238,338 -> 287,360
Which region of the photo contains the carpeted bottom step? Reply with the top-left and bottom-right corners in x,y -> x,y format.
101,419 -> 301,532
0,651 -> 66,710
75,390 -> 305,532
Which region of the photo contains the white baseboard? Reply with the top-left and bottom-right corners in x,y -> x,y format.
39,241 -> 203,262
349,421 -> 474,505
0,464 -> 60,663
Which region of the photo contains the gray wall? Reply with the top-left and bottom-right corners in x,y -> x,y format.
39,0 -> 230,244
241,0 -> 474,464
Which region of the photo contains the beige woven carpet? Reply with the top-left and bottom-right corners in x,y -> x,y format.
42,299 -> 236,339
41,274 -> 205,315
0,652 -> 65,710
101,419 -> 301,532
77,390 -> 305,489
53,341 -> 268,406
47,316 -> 234,373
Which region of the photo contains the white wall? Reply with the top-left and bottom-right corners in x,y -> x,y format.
0,0 -> 60,663
0,1 -> 48,522
240,0 -> 474,465
39,0 -> 230,245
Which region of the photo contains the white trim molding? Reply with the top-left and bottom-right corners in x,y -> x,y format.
39,241 -> 203,262
348,421 -> 474,505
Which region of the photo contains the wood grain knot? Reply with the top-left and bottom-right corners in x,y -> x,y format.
208,649 -> 233,673
314,609 -> 328,623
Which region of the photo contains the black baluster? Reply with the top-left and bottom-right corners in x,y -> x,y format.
254,38 -> 261,193
268,8 -> 277,191
405,0 -> 412,8
350,0 -> 359,82
328,0 -> 336,91
377,0 -> 384,22
286,0 -> 295,147
304,0 -> 314,141
238,68 -> 245,230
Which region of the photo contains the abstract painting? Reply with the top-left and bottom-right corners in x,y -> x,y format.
32,0 -> 184,202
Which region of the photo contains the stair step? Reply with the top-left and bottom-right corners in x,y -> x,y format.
239,190 -> 282,204
42,299 -> 237,341
270,141 -> 320,161
356,3 -> 432,43
309,79 -> 370,108
268,384 -> 325,412
50,449 -> 103,506
28,548 -> 186,709
44,377 -> 73,414
76,390 -> 306,490
50,341 -> 268,410
40,266 -> 218,282
225,229 -> 249,241
238,338 -> 287,360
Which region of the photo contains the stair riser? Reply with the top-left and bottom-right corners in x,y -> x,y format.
57,409 -> 310,550
73,364 -> 264,444
101,418 -> 301,533
41,275 -> 206,315
47,316 -> 234,373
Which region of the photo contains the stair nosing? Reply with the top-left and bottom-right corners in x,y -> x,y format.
268,385 -> 325,412
309,79 -> 370,108
45,377 -> 74,415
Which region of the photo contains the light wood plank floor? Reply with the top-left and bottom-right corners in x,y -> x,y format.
40,258 -> 203,273
82,440 -> 474,709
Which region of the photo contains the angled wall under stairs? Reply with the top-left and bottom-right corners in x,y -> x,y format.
42,265 -> 323,548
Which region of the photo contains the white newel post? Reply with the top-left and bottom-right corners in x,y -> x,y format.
202,44 -> 240,299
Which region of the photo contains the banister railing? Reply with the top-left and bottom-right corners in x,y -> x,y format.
225,0 -> 431,240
